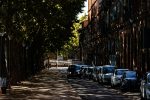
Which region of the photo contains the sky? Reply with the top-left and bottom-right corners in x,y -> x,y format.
77,0 -> 88,19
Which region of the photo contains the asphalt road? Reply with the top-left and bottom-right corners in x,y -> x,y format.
0,67 -> 141,100
0,67 -> 81,100
67,78 -> 141,100
58,66 -> 141,100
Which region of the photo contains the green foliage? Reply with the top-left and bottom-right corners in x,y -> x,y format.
0,0 -> 86,72
0,0 -> 86,52
0,0 -> 86,82
61,14 -> 87,58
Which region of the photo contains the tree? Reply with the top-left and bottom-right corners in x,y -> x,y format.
0,0 -> 86,84
61,14 -> 88,59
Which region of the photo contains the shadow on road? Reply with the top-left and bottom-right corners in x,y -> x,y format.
67,78 -> 140,100
0,68 -> 81,100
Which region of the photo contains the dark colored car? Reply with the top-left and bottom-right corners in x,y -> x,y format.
67,64 -> 82,78
81,66 -> 93,79
120,70 -> 140,91
87,67 -> 94,79
80,66 -> 89,78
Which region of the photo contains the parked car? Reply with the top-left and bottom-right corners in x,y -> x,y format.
86,67 -> 94,79
120,70 -> 139,91
140,72 -> 150,99
100,65 -> 115,84
92,66 -> 102,82
80,66 -> 89,78
96,66 -> 103,83
67,64 -> 82,78
111,68 -> 129,87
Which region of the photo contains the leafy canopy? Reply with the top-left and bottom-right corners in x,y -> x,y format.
0,0 -> 86,53
60,14 -> 88,58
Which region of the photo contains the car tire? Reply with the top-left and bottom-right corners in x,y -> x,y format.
101,79 -> 104,85
111,83 -> 114,88
111,80 -> 114,88
120,84 -> 127,92
67,75 -> 70,79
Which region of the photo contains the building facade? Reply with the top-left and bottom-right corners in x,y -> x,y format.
79,0 -> 150,75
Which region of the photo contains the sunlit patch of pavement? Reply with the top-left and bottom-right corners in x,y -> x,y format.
0,67 -> 81,100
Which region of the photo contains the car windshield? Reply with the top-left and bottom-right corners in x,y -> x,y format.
116,70 -> 127,75
75,65 -> 81,70
68,65 -> 74,71
147,74 -> 150,83
103,67 -> 114,73
126,71 -> 136,78
68,65 -> 81,71
88,68 -> 93,73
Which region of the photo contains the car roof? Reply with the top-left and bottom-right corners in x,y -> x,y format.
96,66 -> 102,67
103,65 -> 115,67
69,64 -> 82,67
81,66 -> 89,68
77,64 -> 90,67
95,66 -> 102,69
124,70 -> 136,73
115,69 -> 129,71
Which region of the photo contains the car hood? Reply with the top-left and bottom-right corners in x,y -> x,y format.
116,75 -> 122,79
104,73 -> 113,78
105,73 -> 113,76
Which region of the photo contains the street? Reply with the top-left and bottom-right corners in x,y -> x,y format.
65,70 -> 141,100
0,67 -> 81,100
0,67 -> 141,100
58,67 -> 141,100
68,78 -> 140,100
1,1 -> 150,99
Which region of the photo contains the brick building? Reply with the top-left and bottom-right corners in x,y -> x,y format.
79,0 -> 150,75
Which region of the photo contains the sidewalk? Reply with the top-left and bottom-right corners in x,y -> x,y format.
0,67 -> 81,100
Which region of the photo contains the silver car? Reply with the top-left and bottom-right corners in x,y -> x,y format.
111,68 -> 129,87
101,65 -> 115,84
